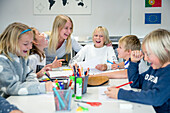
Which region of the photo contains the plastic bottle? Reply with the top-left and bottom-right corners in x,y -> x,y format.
76,77 -> 82,99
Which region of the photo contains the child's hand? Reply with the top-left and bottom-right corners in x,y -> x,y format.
95,64 -> 107,71
36,66 -> 52,78
131,50 -> 143,63
106,41 -> 113,47
104,86 -> 119,99
52,56 -> 65,68
111,64 -> 119,70
45,81 -> 53,92
10,110 -> 23,113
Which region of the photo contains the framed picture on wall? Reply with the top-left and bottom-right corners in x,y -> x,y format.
34,0 -> 91,14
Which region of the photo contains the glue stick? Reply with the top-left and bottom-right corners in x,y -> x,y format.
76,77 -> 82,99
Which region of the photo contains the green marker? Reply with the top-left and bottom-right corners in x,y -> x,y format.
76,77 -> 82,99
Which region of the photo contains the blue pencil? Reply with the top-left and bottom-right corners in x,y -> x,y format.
107,60 -> 113,64
44,72 -> 53,82
107,60 -> 119,68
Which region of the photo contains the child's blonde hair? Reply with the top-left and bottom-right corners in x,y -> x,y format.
48,15 -> 73,54
0,22 -> 32,61
30,27 -> 45,62
142,29 -> 170,65
119,35 -> 141,51
92,26 -> 111,45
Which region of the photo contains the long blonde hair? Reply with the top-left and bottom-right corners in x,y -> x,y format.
30,27 -> 45,62
0,22 -> 32,61
48,15 -> 73,54
142,29 -> 170,65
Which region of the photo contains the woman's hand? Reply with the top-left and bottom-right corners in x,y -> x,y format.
104,86 -> 120,99
51,56 -> 65,68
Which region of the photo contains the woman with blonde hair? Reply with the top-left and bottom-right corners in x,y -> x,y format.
45,15 -> 82,64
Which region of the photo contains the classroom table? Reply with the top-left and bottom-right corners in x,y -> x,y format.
7,79 -> 155,113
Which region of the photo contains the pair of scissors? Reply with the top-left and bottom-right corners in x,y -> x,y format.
74,100 -> 102,107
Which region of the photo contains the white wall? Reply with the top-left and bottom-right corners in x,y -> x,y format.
0,0 -> 130,40
0,0 -> 169,39
131,0 -> 170,38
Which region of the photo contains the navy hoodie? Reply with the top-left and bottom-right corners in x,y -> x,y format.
118,61 -> 170,113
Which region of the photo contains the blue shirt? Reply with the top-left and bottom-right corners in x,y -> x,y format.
118,61 -> 170,113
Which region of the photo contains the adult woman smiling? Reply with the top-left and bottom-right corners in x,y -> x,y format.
45,15 -> 82,64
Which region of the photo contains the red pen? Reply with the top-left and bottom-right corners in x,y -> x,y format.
115,81 -> 133,88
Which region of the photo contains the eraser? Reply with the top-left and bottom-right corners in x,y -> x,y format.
120,104 -> 133,109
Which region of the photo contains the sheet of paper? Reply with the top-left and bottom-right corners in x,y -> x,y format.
98,87 -> 126,102
79,57 -> 100,69
48,70 -> 72,78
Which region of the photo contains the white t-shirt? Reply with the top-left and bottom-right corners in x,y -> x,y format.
28,54 -> 46,73
70,44 -> 118,70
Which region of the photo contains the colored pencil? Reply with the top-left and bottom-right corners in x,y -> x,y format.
116,81 -> 133,88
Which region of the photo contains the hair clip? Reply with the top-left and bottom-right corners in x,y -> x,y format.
20,29 -> 31,35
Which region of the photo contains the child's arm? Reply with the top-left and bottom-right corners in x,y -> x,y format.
127,50 -> 146,88
69,45 -> 87,65
90,69 -> 128,79
131,50 -> 143,63
96,47 -> 118,71
118,73 -> 170,106
95,64 -> 107,71
104,86 -> 119,99
111,62 -> 124,70
0,58 -> 50,95
0,96 -> 23,113
106,47 -> 118,70
36,66 -> 52,78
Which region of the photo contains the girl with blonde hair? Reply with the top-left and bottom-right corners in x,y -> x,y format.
0,22 -> 53,97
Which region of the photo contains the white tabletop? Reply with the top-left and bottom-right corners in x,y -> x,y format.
7,79 -> 155,113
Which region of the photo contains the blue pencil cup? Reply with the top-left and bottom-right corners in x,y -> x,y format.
53,88 -> 72,111
82,75 -> 89,94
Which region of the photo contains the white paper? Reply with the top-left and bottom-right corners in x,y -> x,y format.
79,57 -> 101,69
98,87 -> 126,102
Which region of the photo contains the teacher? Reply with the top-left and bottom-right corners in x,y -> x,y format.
45,15 -> 82,64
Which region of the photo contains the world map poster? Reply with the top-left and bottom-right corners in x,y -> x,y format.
34,0 -> 91,14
